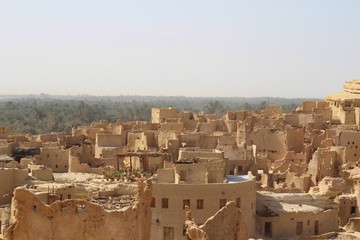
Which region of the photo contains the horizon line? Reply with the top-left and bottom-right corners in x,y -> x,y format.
0,93 -> 322,100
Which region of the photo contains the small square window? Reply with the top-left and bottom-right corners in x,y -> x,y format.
236,197 -> 241,208
197,199 -> 204,209
219,199 -> 227,209
351,206 -> 356,215
183,199 -> 190,209
162,198 -> 169,208
150,197 -> 155,208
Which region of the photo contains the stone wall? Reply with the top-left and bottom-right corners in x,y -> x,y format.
5,179 -> 152,240
38,148 -> 70,173
200,201 -> 248,240
151,180 -> 256,240
0,169 -> 28,205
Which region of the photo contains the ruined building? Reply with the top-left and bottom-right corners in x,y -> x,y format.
0,80 -> 360,239
151,148 -> 255,239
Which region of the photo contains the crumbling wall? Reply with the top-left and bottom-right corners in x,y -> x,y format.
0,169 -> 28,205
310,177 -> 346,197
127,132 -> 144,151
248,128 -> 286,161
221,146 -> 245,162
65,134 -> 84,147
5,135 -> 28,143
177,111 -> 192,121
236,122 -> 249,144
156,168 -> 175,183
286,114 -> 324,129
167,139 -> 180,160
223,145 -> 256,175
285,126 -> 304,153
273,151 -> 307,175
199,135 -> 218,149
285,173 -> 311,192
5,179 -> 152,240
338,131 -> 360,163
224,120 -> 237,133
68,155 -> 104,175
178,134 -> 202,148
38,148 -> 70,173
284,114 -> 301,127
182,119 -> 199,131
151,180 -> 256,240
0,207 -> 11,239
226,111 -> 246,121
307,148 -> 339,185
311,130 -> 326,150
73,127 -> 103,143
151,108 -> 177,123
196,121 -> 217,135
174,161 -> 225,184
31,168 -> 54,181
302,101 -> 317,112
179,148 -> 224,160
0,142 -> 16,156
200,201 -> 248,240
343,217 -> 360,232
340,109 -> 356,125
96,134 -> 125,148
159,122 -> 184,132
335,195 -> 357,226
36,134 -> 59,143
314,108 -> 332,122
157,131 -> 178,149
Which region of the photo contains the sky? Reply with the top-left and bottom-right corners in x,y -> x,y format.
0,1 -> 359,98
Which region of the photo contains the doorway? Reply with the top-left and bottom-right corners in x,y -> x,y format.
314,220 -> 319,235
179,170 -> 186,182
296,222 -> 303,235
164,226 -> 174,240
264,222 -> 272,238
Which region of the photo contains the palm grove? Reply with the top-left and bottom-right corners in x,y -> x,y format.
0,95 -> 315,134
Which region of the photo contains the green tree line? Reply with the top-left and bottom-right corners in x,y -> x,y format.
0,96 -> 316,134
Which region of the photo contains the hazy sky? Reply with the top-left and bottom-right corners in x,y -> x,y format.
0,1 -> 359,98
